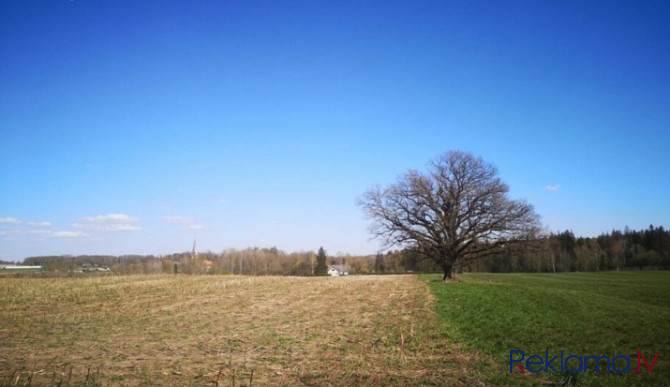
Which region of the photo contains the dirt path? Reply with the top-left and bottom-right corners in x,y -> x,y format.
1,275 -> 474,386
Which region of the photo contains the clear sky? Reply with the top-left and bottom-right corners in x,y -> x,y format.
1,0 -> 669,261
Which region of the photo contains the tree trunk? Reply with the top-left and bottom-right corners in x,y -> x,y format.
442,262 -> 455,281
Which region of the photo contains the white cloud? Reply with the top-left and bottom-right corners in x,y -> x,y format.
188,224 -> 205,230
0,217 -> 21,224
0,229 -> 34,237
163,216 -> 195,224
269,220 -> 279,227
0,228 -> 87,238
109,224 -> 142,231
50,231 -> 88,238
28,221 -> 52,228
82,213 -> 139,223
74,213 -> 142,232
545,184 -> 561,192
27,229 -> 52,235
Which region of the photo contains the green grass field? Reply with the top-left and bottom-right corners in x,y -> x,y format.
427,271 -> 670,386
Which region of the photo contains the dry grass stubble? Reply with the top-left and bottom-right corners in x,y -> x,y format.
1,275 -> 476,386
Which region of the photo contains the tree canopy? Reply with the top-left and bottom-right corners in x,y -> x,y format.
358,150 -> 542,280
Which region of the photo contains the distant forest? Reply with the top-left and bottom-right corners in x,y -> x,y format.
20,226 -> 670,275
466,225 -> 670,273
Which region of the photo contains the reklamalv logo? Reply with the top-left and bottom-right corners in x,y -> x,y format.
510,350 -> 659,374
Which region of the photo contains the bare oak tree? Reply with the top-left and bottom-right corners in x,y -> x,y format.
358,151 -> 541,280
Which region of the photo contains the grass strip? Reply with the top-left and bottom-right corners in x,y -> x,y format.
426,272 -> 670,386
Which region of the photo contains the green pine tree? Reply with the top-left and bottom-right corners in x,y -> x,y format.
315,247 -> 328,275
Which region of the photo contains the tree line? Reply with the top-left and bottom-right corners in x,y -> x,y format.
19,225 -> 669,276
464,225 -> 670,273
22,247 -> 378,276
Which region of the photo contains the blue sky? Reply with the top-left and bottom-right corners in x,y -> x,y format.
1,0 -> 669,260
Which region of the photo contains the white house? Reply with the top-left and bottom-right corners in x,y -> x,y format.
83,266 -> 110,272
328,265 -> 349,276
